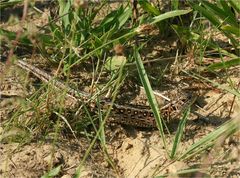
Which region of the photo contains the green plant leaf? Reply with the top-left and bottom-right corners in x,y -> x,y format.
105,56 -> 127,71
200,0 -> 238,27
117,7 -> 132,29
96,6 -> 131,33
138,1 -> 170,36
221,25 -> 240,37
170,107 -> 190,159
139,1 -> 161,16
68,29 -> 137,68
41,165 -> 61,178
178,118 -> 240,160
151,9 -> 192,24
189,0 -> 239,50
189,2 -> 220,27
58,0 -> 72,28
0,28 -> 32,46
171,0 -> 179,10
219,0 -> 238,24
229,0 -> 240,13
171,24 -> 201,44
207,57 -> 240,71
134,48 -> 168,153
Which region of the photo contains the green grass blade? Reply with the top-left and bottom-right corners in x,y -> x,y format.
219,0 -> 238,26
74,63 -> 125,178
0,28 -> 32,46
170,107 -> 190,159
189,1 -> 239,49
221,25 -> 240,37
229,0 -> 240,13
189,2 -> 220,27
139,1 -> 161,16
151,10 -> 192,24
96,6 -> 131,33
171,0 -> 179,10
41,165 -> 61,178
200,0 -> 238,27
117,6 -> 132,29
207,57 -> 240,71
178,118 -> 240,160
134,48 -> 168,153
68,29 -> 137,69
58,0 -> 72,28
183,70 -> 240,98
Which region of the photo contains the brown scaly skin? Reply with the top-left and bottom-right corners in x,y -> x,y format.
16,60 -> 194,128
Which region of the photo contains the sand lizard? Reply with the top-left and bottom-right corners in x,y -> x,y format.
16,60 -> 194,128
